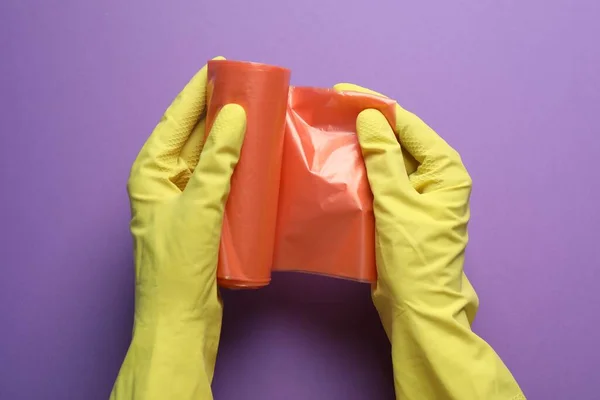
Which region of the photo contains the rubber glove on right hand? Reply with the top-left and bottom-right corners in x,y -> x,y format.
334,83 -> 525,400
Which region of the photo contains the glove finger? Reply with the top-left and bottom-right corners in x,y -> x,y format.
334,83 -> 387,98
335,83 -> 470,195
132,56 -> 225,180
183,104 -> 246,217
356,109 -> 416,221
335,83 -> 419,175
168,119 -> 207,192
335,83 -> 453,164
179,119 -> 207,172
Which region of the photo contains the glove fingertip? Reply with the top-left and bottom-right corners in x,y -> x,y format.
183,104 -> 246,201
356,109 -> 396,147
333,82 -> 359,92
356,109 -> 412,190
208,104 -> 247,153
334,83 -> 388,99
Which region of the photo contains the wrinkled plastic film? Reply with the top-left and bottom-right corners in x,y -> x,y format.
272,87 -> 396,283
206,60 -> 291,288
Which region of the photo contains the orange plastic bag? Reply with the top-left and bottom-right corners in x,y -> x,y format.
206,61 -> 396,288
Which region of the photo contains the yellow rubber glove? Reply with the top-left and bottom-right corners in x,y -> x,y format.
334,83 -> 525,400
110,58 -> 246,400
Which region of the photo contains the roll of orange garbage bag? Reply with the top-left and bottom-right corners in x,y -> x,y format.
207,60 -> 396,288
206,60 -> 291,288
272,87 -> 396,282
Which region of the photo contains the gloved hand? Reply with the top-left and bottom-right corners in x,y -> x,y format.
110,58 -> 246,400
334,83 -> 525,399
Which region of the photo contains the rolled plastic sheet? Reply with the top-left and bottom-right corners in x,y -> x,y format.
206,60 -> 396,288
206,60 -> 291,288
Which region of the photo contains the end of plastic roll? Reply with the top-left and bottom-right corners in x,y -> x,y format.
218,277 -> 271,290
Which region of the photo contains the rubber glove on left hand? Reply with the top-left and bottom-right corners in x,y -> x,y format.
110,59 -> 247,400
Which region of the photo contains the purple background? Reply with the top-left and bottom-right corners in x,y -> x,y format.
1,0 -> 598,399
